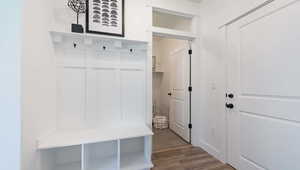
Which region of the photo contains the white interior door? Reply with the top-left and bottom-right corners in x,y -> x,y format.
169,48 -> 189,142
226,0 -> 300,169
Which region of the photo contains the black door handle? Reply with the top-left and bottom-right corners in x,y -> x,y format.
228,93 -> 234,99
226,103 -> 234,109
168,92 -> 172,96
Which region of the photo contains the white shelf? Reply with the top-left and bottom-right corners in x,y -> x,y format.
38,124 -> 153,150
50,31 -> 148,46
151,26 -> 198,40
57,65 -> 145,71
120,152 -> 153,170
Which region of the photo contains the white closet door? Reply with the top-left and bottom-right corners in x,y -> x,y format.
169,48 -> 189,142
226,0 -> 300,169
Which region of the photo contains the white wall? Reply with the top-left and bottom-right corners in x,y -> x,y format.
0,1 -> 21,170
22,0 -> 57,170
52,0 -> 151,42
197,0 -> 271,162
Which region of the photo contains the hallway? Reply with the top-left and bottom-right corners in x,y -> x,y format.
152,146 -> 235,170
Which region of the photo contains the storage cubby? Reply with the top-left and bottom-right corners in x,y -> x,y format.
120,137 -> 152,170
84,141 -> 119,170
40,145 -> 82,170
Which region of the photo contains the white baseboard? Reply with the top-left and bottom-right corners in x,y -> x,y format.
195,140 -> 225,163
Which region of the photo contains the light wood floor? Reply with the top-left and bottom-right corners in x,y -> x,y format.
152,146 -> 235,170
153,128 -> 188,152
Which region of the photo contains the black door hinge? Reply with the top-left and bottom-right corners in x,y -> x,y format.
188,49 -> 193,55
188,123 -> 193,129
188,86 -> 193,92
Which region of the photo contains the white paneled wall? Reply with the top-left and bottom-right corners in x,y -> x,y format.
54,36 -> 147,130
121,70 -> 145,123
57,68 -> 86,129
86,69 -> 120,128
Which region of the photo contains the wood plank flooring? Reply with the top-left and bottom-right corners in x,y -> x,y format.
153,128 -> 188,152
152,146 -> 235,170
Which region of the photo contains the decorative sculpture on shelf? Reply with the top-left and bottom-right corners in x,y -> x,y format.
67,0 -> 86,33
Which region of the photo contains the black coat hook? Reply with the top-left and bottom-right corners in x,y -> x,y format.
103,46 -> 106,50
73,43 -> 77,48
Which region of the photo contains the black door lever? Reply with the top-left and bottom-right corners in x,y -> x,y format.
228,93 -> 234,99
226,103 -> 234,109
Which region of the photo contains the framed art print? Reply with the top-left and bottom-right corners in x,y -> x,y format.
86,0 -> 124,37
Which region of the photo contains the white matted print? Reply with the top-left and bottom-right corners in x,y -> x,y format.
86,0 -> 124,37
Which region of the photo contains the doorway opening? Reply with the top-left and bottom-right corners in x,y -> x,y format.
152,36 -> 191,152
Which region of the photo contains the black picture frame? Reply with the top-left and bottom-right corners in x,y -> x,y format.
86,0 -> 125,37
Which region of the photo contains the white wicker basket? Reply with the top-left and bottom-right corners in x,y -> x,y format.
153,115 -> 168,129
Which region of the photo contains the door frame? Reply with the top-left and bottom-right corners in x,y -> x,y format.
151,35 -> 194,144
147,5 -> 199,151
